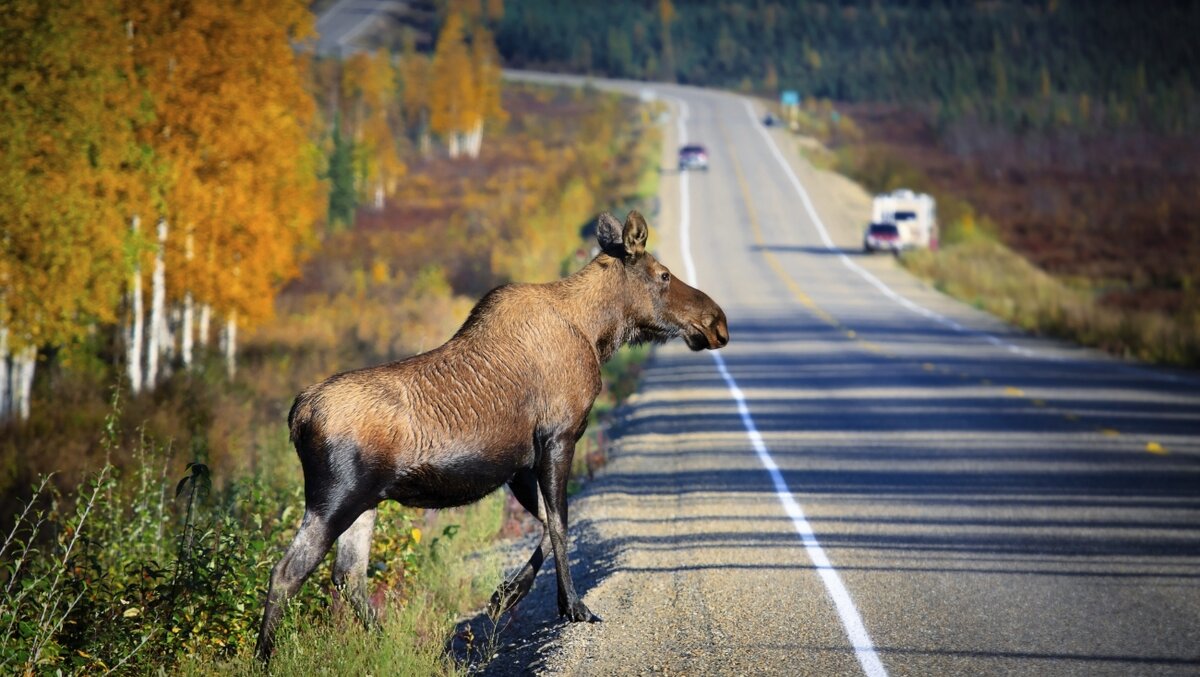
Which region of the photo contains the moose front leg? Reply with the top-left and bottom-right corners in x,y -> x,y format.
538,430 -> 601,623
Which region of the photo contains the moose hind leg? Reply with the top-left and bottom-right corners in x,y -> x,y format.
333,507 -> 378,630
255,510 -> 336,662
489,469 -> 548,617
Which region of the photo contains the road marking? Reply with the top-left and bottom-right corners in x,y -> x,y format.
672,96 -> 888,677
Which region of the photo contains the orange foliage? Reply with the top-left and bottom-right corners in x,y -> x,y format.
127,0 -> 323,327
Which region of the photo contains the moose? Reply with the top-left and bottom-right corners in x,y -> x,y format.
255,210 -> 728,661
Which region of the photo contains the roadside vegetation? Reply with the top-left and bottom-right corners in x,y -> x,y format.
802,103 -> 1200,367
1,1 -> 663,674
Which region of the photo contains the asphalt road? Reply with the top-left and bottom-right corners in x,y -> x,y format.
313,0 -> 395,56
458,77 -> 1200,676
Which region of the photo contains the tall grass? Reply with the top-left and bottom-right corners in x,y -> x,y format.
903,239 -> 1200,366
0,399 -> 505,675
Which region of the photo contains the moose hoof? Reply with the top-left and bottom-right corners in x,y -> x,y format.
488,584 -> 520,618
561,601 -> 602,623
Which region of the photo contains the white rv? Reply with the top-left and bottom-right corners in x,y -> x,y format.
869,189 -> 938,250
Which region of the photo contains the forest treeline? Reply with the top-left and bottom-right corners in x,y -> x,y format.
0,0 -> 507,423
496,0 -> 1200,133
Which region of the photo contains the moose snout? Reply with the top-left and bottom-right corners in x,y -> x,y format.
713,311 -> 729,348
688,309 -> 729,351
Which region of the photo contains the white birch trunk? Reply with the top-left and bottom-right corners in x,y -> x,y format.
181,232 -> 194,369
127,215 -> 144,394
374,183 -> 384,211
0,327 -> 9,419
447,132 -> 460,158
466,119 -> 483,158
146,218 -> 167,389
198,303 -> 211,349
221,312 -> 238,378
182,294 -> 194,369
13,345 -> 35,422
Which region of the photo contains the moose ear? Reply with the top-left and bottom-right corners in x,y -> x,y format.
623,210 -> 648,257
596,212 -> 625,257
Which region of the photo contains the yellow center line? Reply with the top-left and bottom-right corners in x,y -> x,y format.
715,114 -> 841,328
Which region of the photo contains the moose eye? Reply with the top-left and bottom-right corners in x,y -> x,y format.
660,271 -> 670,283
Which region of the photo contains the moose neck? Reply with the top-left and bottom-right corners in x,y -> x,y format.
550,255 -> 634,365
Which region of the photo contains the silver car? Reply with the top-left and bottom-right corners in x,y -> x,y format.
678,144 -> 709,171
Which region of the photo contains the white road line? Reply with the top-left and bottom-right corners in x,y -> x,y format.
672,96 -> 888,677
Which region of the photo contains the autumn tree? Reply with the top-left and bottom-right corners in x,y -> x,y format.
123,0 -> 323,382
398,35 -> 434,155
0,0 -> 142,420
429,9 -> 506,158
430,12 -> 475,158
341,50 -> 406,209
465,26 -> 508,157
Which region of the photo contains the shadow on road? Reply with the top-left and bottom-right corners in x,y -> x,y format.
458,311 -> 1200,673
450,520 -> 622,675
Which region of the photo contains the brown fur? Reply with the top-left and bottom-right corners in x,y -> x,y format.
255,211 -> 728,661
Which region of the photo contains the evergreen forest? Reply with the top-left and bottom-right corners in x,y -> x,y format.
497,0 -> 1200,132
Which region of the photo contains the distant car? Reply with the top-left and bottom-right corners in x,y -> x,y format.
678,144 -> 709,171
863,222 -> 901,254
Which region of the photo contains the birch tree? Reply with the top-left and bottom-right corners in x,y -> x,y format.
430,12 -> 475,158
0,0 -> 140,420
128,0 -> 321,380
343,50 -> 405,209
467,26 -> 507,158
429,10 -> 506,159
126,216 -> 145,393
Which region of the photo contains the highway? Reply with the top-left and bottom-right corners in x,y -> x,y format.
313,0 -> 396,56
472,76 -> 1200,676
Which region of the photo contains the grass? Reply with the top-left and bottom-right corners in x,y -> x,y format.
902,239 -> 1200,366
1,397 -> 507,676
183,496 -> 506,676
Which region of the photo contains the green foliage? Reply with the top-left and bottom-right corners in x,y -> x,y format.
326,116 -> 358,232
0,402 -> 439,673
